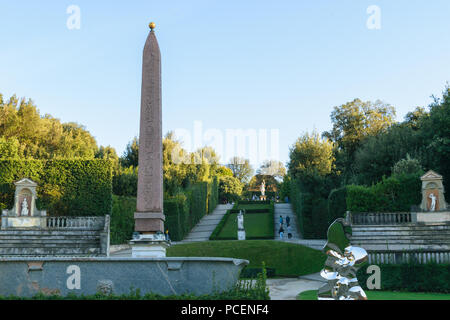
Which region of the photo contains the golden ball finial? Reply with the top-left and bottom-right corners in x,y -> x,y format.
149,22 -> 156,31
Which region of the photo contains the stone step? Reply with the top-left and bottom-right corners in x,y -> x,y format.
0,235 -> 101,240
353,225 -> 450,231
180,204 -> 233,242
352,238 -> 450,244
0,239 -> 100,245
0,248 -> 101,255
184,231 -> 212,238
190,226 -> 217,232
352,232 -> 450,238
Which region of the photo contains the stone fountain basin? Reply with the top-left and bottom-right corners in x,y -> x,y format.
0,257 -> 249,298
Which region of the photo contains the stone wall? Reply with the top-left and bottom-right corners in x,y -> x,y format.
349,211 -> 450,264
0,216 -> 110,257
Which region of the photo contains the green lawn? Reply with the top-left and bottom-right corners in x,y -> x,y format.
211,202 -> 275,240
237,203 -> 272,210
167,240 -> 327,277
297,290 -> 450,300
216,212 -> 273,239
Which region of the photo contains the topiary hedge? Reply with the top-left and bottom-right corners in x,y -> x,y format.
347,173 -> 421,213
357,263 -> 450,293
327,186 -> 347,224
0,159 -> 112,216
290,179 -> 328,239
207,176 -> 219,213
110,195 -> 135,245
238,200 -> 271,205
111,179 -> 219,243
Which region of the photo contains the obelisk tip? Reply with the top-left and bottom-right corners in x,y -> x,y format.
149,22 -> 156,31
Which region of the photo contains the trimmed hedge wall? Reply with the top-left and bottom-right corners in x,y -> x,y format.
111,179 -> 219,243
357,263 -> 450,293
0,160 -> 112,216
188,182 -> 208,229
290,180 -> 328,239
347,173 -> 421,213
207,177 -> 219,214
209,207 -> 234,240
110,195 -> 135,245
209,202 -> 275,241
327,186 -> 347,224
238,200 -> 271,205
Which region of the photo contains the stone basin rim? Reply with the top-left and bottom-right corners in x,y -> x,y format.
0,256 -> 250,266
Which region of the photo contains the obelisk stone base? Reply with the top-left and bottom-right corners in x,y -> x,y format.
130,234 -> 170,258
134,212 -> 165,233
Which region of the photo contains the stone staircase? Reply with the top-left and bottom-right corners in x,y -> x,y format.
274,203 -> 326,250
274,203 -> 301,241
0,229 -> 105,256
351,224 -> 450,251
181,204 -> 233,243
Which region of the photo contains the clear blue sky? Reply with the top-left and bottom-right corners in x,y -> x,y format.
1,1 -> 449,168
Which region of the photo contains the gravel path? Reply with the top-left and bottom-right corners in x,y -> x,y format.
266,278 -> 324,300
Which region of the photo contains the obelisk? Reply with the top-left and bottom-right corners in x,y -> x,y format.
131,22 -> 169,258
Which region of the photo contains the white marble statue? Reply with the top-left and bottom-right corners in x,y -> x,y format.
21,198 -> 29,216
237,211 -> 244,230
260,180 -> 266,197
429,193 -> 437,212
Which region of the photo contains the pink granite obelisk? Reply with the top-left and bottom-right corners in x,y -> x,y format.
134,22 -> 164,235
131,22 -> 168,258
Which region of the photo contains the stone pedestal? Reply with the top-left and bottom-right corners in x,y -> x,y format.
237,230 -> 246,241
415,211 -> 450,225
130,234 -> 170,258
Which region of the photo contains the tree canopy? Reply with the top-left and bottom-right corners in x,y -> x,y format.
288,131 -> 335,179
0,94 -> 98,159
227,156 -> 254,184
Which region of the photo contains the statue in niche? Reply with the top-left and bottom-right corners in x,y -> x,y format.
429,193 -> 437,212
21,198 -> 29,216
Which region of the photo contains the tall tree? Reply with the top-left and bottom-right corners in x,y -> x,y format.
354,124 -> 424,185
419,87 -> 450,184
323,99 -> 396,153
257,160 -> 286,181
322,99 -> 396,180
288,131 -> 335,179
120,137 -> 139,168
0,94 -> 98,159
227,157 -> 254,184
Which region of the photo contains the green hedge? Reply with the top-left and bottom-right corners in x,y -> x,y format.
290,179 -> 328,239
0,160 -> 112,216
238,200 -> 271,205
347,173 -> 421,212
210,203 -> 275,241
207,177 -> 219,213
230,209 -> 271,214
164,195 -> 189,242
188,182 -> 208,229
112,166 -> 137,197
209,208 -> 234,240
110,195 -> 136,245
327,186 -> 347,224
357,263 -> 450,293
111,179 -> 218,243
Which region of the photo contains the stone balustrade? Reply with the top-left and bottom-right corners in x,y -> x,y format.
350,212 -> 412,225
367,250 -> 450,264
46,216 -> 106,230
